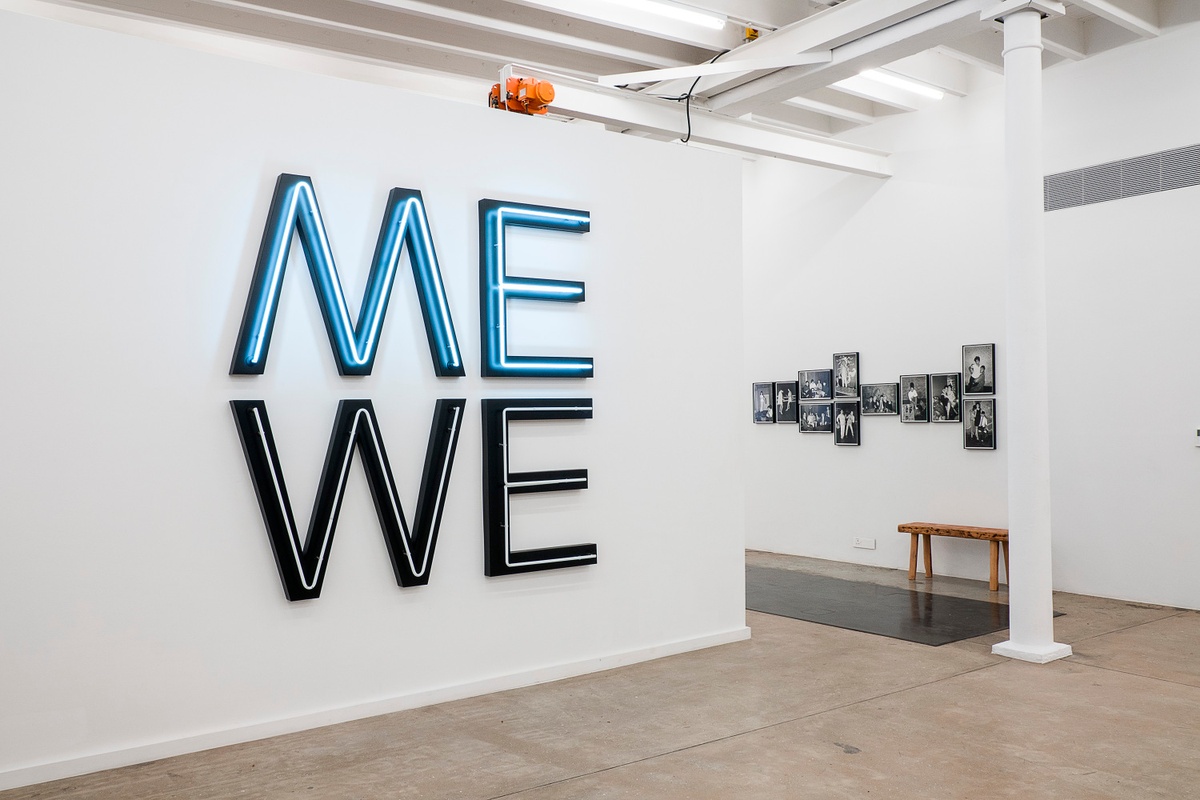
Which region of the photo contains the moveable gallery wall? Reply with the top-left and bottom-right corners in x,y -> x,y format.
1041,18 -> 1200,610
0,9 -> 746,787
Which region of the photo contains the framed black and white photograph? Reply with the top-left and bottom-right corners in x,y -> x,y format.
962,343 -> 996,396
752,382 -> 774,423
833,401 -> 860,446
900,374 -> 929,423
774,381 -> 799,424
799,403 -> 833,433
964,399 -> 996,450
860,383 -> 899,416
833,352 -> 859,398
798,369 -> 833,400
930,372 -> 962,423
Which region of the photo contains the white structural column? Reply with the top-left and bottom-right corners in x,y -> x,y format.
986,0 -> 1072,664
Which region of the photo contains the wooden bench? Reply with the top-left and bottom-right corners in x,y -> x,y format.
898,522 -> 1009,592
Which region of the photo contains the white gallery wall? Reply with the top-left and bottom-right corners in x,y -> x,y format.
0,9 -> 746,787
743,72 -> 1009,584
744,17 -> 1200,612
1040,19 -> 1200,608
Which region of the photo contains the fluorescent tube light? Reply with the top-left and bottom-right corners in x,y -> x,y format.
601,0 -> 726,30
859,69 -> 944,100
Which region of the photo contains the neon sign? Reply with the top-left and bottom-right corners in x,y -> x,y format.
230,175 -> 596,600
479,199 -> 593,378
231,174 -> 464,377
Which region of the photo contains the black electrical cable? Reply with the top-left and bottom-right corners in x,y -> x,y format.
681,49 -> 729,144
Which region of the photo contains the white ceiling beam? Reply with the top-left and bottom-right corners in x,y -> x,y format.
362,0 -> 712,69
1068,0 -> 1159,37
748,107 -> 836,137
38,0 -> 549,75
545,81 -> 892,177
748,109 -> 873,137
703,0 -> 989,117
936,32 -> 1004,72
599,51 -> 831,86
499,0 -> 742,50
644,0 -> 954,100
881,50 -> 970,95
198,0 -> 632,76
831,75 -> 921,112
1040,11 -> 1088,58
44,0 -> 701,84
682,0 -> 815,29
784,88 -> 878,125
0,0 -> 496,103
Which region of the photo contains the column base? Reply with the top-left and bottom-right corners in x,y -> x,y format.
991,640 -> 1073,663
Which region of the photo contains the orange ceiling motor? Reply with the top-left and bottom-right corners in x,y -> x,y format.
489,76 -> 555,115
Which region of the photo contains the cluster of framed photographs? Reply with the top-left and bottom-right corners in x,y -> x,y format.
753,344 -> 998,450
960,342 -> 997,450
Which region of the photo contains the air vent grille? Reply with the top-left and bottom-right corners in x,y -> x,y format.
1044,170 -> 1082,211
1162,145 -> 1200,191
1044,144 -> 1200,211
1082,161 -> 1121,205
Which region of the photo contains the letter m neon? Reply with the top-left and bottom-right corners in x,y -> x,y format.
231,173 -> 464,376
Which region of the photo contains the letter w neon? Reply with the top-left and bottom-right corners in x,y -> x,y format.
230,398 -> 465,601
231,174 -> 464,376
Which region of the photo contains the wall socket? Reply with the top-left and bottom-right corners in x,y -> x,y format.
853,537 -> 876,550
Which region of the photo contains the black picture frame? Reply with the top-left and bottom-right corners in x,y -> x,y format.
833,352 -> 859,398
962,343 -> 996,396
799,402 -> 833,433
774,381 -> 799,424
930,372 -> 962,423
860,383 -> 899,416
798,369 -> 833,400
900,374 -> 929,423
752,382 -> 774,423
964,398 -> 996,450
833,400 -> 861,446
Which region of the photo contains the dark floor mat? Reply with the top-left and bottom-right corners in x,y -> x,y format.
746,565 -> 1022,646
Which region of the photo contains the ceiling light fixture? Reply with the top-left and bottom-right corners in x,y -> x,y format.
601,0 -> 727,30
859,69 -> 945,100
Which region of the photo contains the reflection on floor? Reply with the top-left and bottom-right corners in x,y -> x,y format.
3,551 -> 1199,800
747,564 -> 1009,645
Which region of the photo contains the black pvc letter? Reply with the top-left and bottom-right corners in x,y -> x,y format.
481,398 -> 596,576
231,398 -> 465,600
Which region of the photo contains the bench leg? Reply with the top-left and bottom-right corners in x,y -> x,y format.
1001,541 -> 1009,586
908,534 -> 918,581
989,541 -> 999,591
922,533 -> 932,579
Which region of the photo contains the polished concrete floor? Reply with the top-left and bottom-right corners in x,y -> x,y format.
6,551 -> 1199,799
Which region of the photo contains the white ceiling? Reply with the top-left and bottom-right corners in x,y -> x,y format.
23,0 -> 1196,175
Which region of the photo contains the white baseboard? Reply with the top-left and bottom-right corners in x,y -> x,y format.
0,625 -> 751,791
991,640 -> 1073,664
